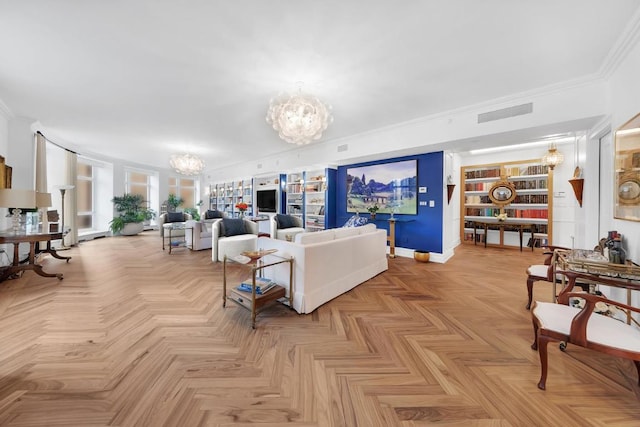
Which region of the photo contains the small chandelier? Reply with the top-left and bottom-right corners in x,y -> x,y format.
266,88 -> 332,145
541,143 -> 564,170
170,153 -> 205,176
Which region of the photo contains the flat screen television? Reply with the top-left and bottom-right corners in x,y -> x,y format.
256,189 -> 277,213
346,159 -> 417,214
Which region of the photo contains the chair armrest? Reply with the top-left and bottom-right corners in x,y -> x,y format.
566,291 -> 640,347
243,218 -> 259,234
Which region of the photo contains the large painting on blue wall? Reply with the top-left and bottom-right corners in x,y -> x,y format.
346,159 -> 417,214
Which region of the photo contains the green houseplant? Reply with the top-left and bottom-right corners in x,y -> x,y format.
109,193 -> 156,235
166,193 -> 184,212
184,200 -> 203,221
367,203 -> 379,219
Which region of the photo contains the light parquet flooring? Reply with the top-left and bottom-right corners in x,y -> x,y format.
0,232 -> 638,426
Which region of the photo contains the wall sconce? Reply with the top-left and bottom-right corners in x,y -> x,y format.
569,168 -> 584,207
541,143 -> 564,170
446,175 -> 455,204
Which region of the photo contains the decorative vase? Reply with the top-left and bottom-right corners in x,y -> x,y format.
121,222 -> 144,236
414,250 -> 430,263
370,213 -> 376,220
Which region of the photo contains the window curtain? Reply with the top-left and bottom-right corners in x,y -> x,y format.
34,132 -> 49,231
64,151 -> 78,246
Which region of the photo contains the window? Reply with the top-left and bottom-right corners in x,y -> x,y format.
126,170 -> 151,202
169,176 -> 197,208
76,160 -> 94,230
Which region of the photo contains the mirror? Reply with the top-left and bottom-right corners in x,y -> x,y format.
488,179 -> 517,206
615,112 -> 640,220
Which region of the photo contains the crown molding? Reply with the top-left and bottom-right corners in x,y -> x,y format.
0,98 -> 14,120
318,73 -> 605,146
599,6 -> 640,79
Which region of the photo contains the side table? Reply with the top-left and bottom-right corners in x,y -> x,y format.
162,222 -> 194,254
223,249 -> 293,329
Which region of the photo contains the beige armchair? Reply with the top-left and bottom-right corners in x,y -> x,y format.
158,212 -> 192,238
211,218 -> 259,262
270,214 -> 305,241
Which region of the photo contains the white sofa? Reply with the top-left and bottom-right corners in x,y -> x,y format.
256,223 -> 388,314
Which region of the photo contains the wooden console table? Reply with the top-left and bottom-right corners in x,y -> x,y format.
472,220 -> 535,251
0,230 -> 71,281
556,249 -> 640,325
373,217 -> 415,258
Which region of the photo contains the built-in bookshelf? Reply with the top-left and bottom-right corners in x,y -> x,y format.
285,172 -> 304,219
303,169 -> 327,231
460,159 -> 552,249
208,179 -> 253,217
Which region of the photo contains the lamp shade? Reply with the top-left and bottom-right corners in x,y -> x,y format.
36,192 -> 52,208
0,189 -> 37,209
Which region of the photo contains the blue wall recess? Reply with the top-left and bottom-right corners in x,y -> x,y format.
336,152 -> 443,253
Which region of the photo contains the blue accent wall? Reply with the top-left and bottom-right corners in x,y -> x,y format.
336,152 -> 443,253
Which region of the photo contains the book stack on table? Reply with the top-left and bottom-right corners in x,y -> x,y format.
236,277 -> 278,295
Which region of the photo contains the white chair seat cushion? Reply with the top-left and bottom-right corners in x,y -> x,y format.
533,301 -> 640,353
217,234 -> 258,262
276,227 -> 305,241
527,264 -> 550,278
527,264 -> 568,281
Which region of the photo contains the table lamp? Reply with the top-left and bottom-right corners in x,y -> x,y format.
0,189 -> 37,233
36,192 -> 52,230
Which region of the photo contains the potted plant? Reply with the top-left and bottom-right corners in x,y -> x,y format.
167,193 -> 184,212
184,200 -> 203,221
367,203 -> 379,219
109,193 -> 156,236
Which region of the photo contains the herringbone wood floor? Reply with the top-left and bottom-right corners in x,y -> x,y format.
0,232 -> 638,426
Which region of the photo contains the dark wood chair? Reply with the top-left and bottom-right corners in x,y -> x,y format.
525,245 -> 569,309
530,270 -> 640,390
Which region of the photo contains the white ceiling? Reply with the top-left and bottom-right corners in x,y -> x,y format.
1,0 -> 639,173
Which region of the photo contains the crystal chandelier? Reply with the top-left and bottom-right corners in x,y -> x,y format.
266,89 -> 332,145
170,153 -> 205,176
541,143 -> 564,170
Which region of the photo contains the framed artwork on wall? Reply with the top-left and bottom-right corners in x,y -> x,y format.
614,112 -> 640,220
346,159 -> 417,214
5,165 -> 11,189
0,156 -> 5,189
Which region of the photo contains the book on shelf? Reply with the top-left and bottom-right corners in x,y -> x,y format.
236,277 -> 278,295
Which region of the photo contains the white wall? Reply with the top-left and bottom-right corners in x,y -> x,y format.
608,32 -> 640,262
0,105 -> 10,232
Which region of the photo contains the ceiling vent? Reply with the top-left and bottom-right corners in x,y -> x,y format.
477,103 -> 533,124
337,144 -> 348,152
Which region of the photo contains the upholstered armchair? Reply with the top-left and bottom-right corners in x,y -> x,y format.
158,212 -> 192,238
184,219 -> 213,251
211,218 -> 259,262
270,214 -> 305,241
184,210 -> 227,251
